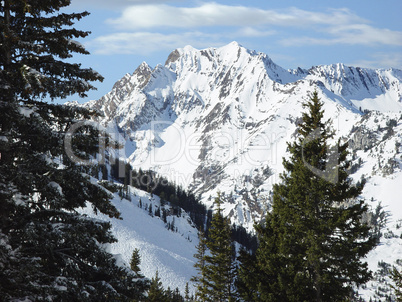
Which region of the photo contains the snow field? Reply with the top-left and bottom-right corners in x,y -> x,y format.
79,187 -> 199,294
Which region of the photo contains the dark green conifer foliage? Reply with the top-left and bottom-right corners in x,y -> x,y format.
0,1 -> 148,300
252,91 -> 376,301
147,271 -> 167,302
236,247 -> 259,302
191,229 -> 208,301
165,287 -> 185,302
192,194 -> 235,302
0,0 -> 103,102
391,266 -> 402,301
130,248 -> 144,277
184,282 -> 191,301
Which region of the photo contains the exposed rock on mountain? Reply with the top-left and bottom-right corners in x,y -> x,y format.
82,42 -> 401,231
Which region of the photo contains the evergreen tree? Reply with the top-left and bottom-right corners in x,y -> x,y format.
391,266 -> 402,301
192,194 -> 235,301
155,206 -> 161,217
130,248 -> 145,278
0,1 -> 148,300
191,229 -> 208,301
236,248 -> 259,302
184,282 -> 191,302
160,192 -> 167,206
149,203 -> 153,216
166,287 -> 184,302
250,91 -> 377,301
165,287 -> 174,301
147,270 -> 167,302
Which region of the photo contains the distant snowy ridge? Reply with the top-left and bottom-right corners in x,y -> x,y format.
88,42 -> 402,129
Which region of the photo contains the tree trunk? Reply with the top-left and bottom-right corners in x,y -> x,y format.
315,266 -> 322,302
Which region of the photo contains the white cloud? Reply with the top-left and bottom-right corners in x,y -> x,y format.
87,27 -> 274,56
89,2 -> 402,57
107,4 -> 364,29
88,31 -> 224,55
235,27 -> 276,38
351,52 -> 402,69
69,0 -> 176,10
280,24 -> 402,47
329,25 -> 402,46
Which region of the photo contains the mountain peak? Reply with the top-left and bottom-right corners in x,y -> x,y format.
167,42 -> 250,64
219,41 -> 243,50
177,41 -> 244,54
132,62 -> 152,90
165,49 -> 180,66
136,61 -> 152,70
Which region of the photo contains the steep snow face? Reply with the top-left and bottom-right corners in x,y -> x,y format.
304,64 -> 402,111
79,187 -> 199,295
83,42 -> 402,232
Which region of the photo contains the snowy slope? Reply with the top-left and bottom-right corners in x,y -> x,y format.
347,111 -> 402,300
80,174 -> 402,300
79,186 -> 199,294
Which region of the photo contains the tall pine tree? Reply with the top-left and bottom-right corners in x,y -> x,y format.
147,271 -> 167,302
250,91 -> 377,301
192,194 -> 235,302
391,266 -> 402,301
236,247 -> 259,302
0,1 -> 148,300
130,248 -> 142,276
130,247 -> 150,297
191,229 -> 208,301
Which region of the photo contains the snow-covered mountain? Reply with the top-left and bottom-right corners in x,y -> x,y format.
84,41 -> 401,228
78,42 -> 402,300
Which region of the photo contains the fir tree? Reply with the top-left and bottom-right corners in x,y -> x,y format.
192,194 -> 235,301
236,247 -> 259,302
166,287 -> 184,302
130,248 -> 143,277
155,206 -> 161,217
191,229 -> 208,301
147,270 -> 167,302
184,282 -> 191,302
391,266 -> 402,301
149,203 -> 153,217
251,91 -> 377,301
0,1 -> 148,300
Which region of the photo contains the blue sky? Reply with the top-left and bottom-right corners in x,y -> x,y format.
62,0 -> 402,103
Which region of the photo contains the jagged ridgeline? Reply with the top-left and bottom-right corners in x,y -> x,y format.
81,42 -> 402,231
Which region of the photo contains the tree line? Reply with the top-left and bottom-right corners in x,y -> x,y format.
108,162 -> 257,252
